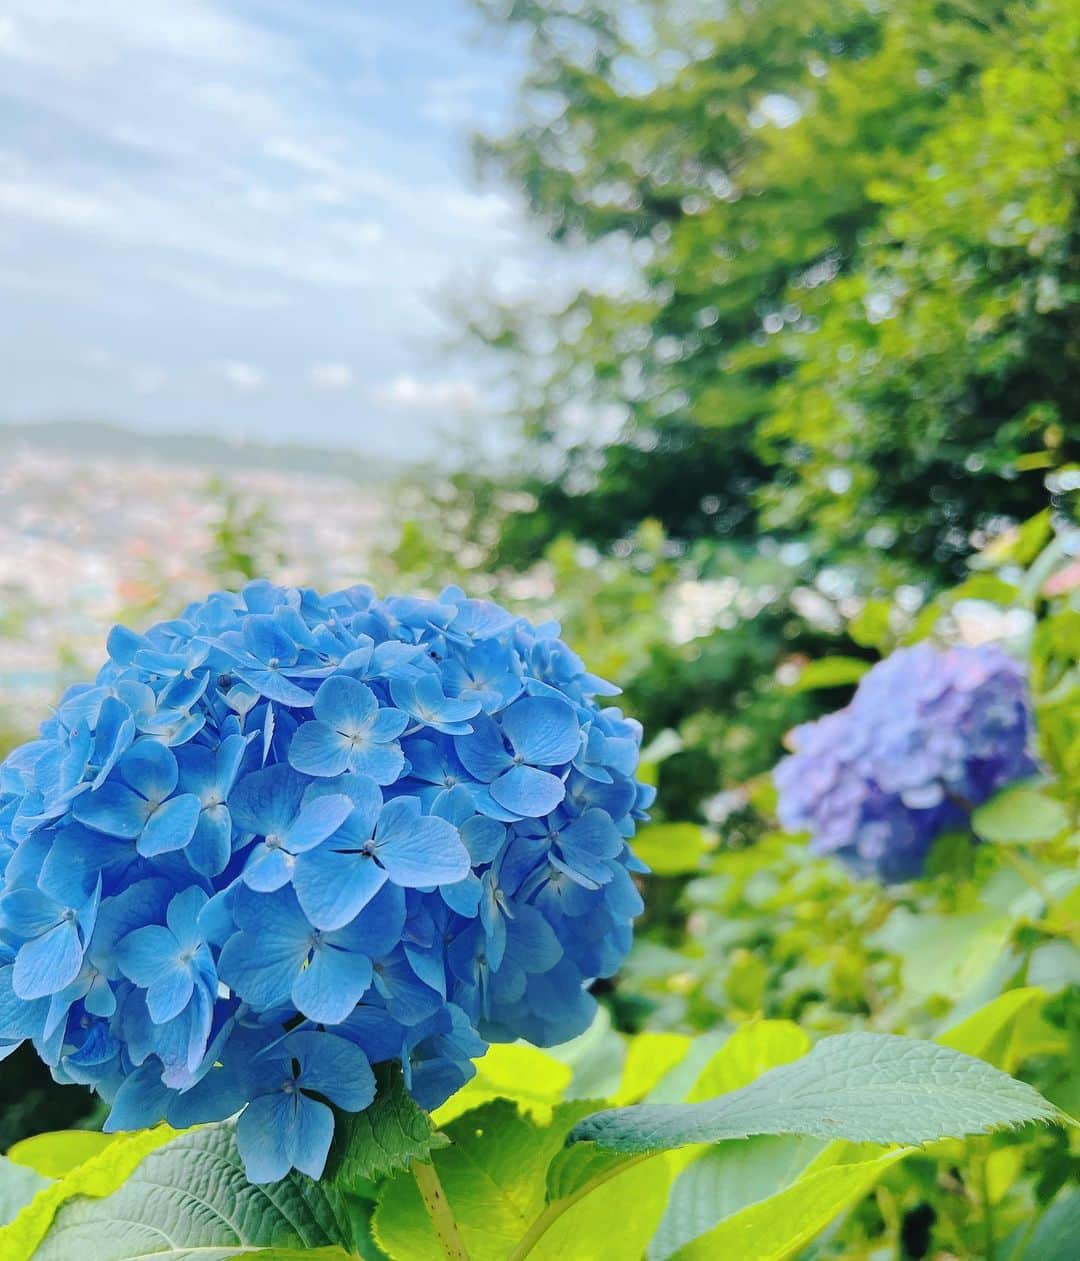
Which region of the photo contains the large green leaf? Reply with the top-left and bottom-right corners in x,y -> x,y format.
528,1153 -> 671,1261
1012,1188 -> 1080,1261
685,1020 -> 810,1102
613,1032 -> 693,1105
568,1033 -> 1060,1152
790,656 -> 871,692
972,786 -> 1070,844
936,986 -> 1047,1069
0,1124 -> 180,1261
0,1157 -> 48,1228
647,1135 -> 826,1260
221,1251 -> 354,1261
630,823 -> 709,876
31,1122 -> 349,1261
667,1149 -> 909,1260
432,1043 -> 572,1126
372,1100 -> 596,1261
7,1130 -> 120,1178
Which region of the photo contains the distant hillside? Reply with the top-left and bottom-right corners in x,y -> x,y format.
0,420 -> 403,483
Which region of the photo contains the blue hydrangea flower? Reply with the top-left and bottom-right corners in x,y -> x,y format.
774,643 -> 1037,882
0,582 -> 650,1182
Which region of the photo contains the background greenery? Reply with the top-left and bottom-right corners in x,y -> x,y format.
3,0 -> 1078,1255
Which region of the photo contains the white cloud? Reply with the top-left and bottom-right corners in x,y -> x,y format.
309,362 -> 354,391
149,263 -> 290,309
373,375 -> 480,412
216,360 -> 265,391
130,365 -> 166,395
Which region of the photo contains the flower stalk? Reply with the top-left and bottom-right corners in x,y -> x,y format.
412,1159 -> 471,1261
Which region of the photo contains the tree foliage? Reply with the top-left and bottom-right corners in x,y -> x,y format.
470,0 -> 1079,575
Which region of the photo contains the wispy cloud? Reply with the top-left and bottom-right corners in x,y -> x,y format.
373,375 -> 480,412
216,361 -> 266,392
309,362 -> 355,391
0,0 -> 548,456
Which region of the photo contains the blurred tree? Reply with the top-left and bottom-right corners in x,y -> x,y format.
469,0 -> 1077,576
205,479 -> 285,590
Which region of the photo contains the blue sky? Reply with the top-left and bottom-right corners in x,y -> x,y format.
0,1 -> 559,459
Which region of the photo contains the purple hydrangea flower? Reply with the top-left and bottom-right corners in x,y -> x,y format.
774,643 -> 1037,882
0,582 -> 651,1182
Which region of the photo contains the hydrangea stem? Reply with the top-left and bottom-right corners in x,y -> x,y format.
412,1158 -> 471,1261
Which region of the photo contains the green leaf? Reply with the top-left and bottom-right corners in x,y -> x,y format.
543,1143 -> 631,1203
936,986 -> 1047,1068
666,1149 -> 909,1260
973,786 -> 1070,844
871,905 -> 1015,1002
222,1251 -> 355,1261
790,656 -> 871,692
1012,1188 -> 1080,1261
0,1157 -> 49,1228
32,1122 -> 349,1261
686,1020 -> 810,1102
433,1043 -> 572,1126
567,1033 -> 1061,1153
630,823 -> 709,876
613,1032 -> 693,1105
528,1153 -> 671,1261
0,1124 -> 180,1261
372,1100 -> 596,1261
847,599 -> 893,651
647,1135 -> 826,1260
7,1130 -> 120,1178
330,1063 -> 441,1189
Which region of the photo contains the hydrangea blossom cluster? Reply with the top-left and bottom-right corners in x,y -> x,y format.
0,583 -> 650,1182
775,643 -> 1036,882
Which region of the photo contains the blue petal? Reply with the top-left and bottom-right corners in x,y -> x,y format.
230,763 -> 307,835
292,1029 -> 376,1112
237,1092 -> 295,1183
288,721 -> 352,778
0,887 -> 62,938
241,845 -> 295,893
13,921 -> 84,999
441,874 -> 482,917
286,1092 -> 335,1180
369,708 -> 411,741
187,805 -> 232,877
138,793 -> 201,857
375,799 -> 471,887
234,666 -> 315,708
373,953 -> 443,1026
313,675 -> 378,731
284,792 -> 353,852
120,740 -> 179,803
350,743 -> 406,785
490,765 -> 566,817
72,782 -> 149,839
146,962 -> 195,1024
166,886 -> 209,949
292,945 -> 373,1024
116,924 -> 177,988
501,697 -> 581,766
460,816 -> 506,864
453,714 -> 512,782
293,845 -> 388,931
104,1062 -> 173,1131
331,881 -> 406,956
